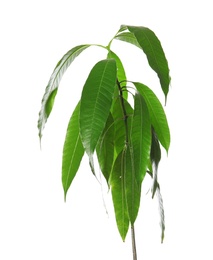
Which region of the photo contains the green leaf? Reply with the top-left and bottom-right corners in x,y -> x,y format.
115,32 -> 141,48
131,92 -> 151,184
62,102 -> 84,200
110,150 -> 129,241
124,145 -> 141,225
96,113 -> 115,183
38,44 -> 90,140
79,59 -> 117,171
127,26 -> 171,99
133,82 -> 170,153
45,88 -> 58,118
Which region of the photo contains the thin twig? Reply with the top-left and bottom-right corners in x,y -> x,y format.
131,224 -> 137,260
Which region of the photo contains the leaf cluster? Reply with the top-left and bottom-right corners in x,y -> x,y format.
38,25 -> 171,242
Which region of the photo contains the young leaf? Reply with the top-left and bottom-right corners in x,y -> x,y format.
131,92 -> 151,184
96,113 -> 115,183
110,150 -> 129,241
127,26 -> 171,99
79,59 -> 117,171
62,102 -> 84,200
133,82 -> 170,153
124,145 -> 141,225
38,44 -> 90,140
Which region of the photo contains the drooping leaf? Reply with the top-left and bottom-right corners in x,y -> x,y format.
62,102 -> 84,200
38,44 -> 90,140
79,59 -> 117,172
109,150 -> 129,241
131,92 -> 151,184
96,113 -> 115,183
127,26 -> 171,99
124,145 -> 141,225
133,82 -> 170,153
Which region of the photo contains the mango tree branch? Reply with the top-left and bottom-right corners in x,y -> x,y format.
116,79 -> 137,260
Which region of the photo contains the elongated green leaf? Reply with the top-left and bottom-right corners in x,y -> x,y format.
38,44 -> 90,139
131,92 -> 151,184
62,102 -> 84,200
133,82 -> 170,152
109,150 -> 129,241
96,113 -> 115,183
124,145 -> 141,224
79,59 -> 117,171
127,26 -> 171,99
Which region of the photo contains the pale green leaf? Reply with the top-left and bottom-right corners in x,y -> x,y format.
38,44 -> 90,139
79,59 -> 117,171
62,102 -> 84,200
110,150 -> 129,241
133,82 -> 170,152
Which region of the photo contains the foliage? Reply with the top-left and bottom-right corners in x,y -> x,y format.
38,25 -> 171,254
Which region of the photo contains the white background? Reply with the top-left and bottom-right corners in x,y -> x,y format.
1,0 -> 213,259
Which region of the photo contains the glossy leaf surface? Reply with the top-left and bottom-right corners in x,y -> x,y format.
79,59 -> 117,169
38,44 -> 90,139
62,102 -> 84,200
133,82 -> 170,153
